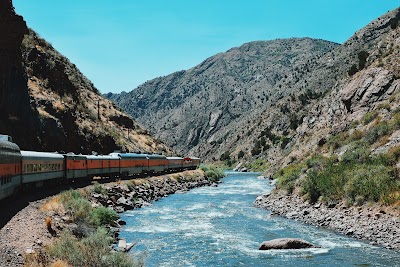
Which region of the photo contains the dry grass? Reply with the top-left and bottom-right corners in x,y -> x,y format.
377,135 -> 391,146
45,217 -> 52,229
50,260 -> 71,267
130,178 -> 147,186
24,251 -> 49,267
40,196 -> 64,214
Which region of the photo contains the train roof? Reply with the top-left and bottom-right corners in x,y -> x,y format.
86,154 -> 119,160
64,154 -> 87,160
167,157 -> 183,160
146,154 -> 167,159
118,153 -> 148,159
21,150 -> 64,159
0,140 -> 20,152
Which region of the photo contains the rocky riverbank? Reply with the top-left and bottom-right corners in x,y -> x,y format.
255,189 -> 400,249
0,170 -> 216,266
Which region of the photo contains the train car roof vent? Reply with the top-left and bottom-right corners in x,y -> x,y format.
0,135 -> 12,142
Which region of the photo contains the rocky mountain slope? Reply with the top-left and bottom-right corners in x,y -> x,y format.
108,8 -> 400,166
0,2 -> 171,155
107,38 -> 338,158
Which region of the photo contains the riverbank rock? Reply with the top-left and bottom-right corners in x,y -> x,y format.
255,189 -> 400,249
117,239 -> 135,252
259,238 -> 318,250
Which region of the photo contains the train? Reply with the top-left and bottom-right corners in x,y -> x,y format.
0,134 -> 201,201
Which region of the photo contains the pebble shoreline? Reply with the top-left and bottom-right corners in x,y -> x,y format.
254,189 -> 400,249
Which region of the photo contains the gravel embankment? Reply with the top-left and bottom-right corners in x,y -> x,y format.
255,190 -> 400,249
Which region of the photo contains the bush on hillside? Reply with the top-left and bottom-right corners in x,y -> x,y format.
274,162 -> 305,194
344,164 -> 396,205
365,122 -> 390,144
362,111 -> 378,125
301,152 -> 400,205
341,142 -> 370,164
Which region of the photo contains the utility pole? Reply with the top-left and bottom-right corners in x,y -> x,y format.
97,99 -> 100,121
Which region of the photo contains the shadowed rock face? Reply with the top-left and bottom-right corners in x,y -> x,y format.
0,0 -> 39,148
0,0 -> 28,112
259,238 -> 318,250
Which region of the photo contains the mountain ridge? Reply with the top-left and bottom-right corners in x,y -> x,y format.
107,37 -> 339,159
107,7 -> 400,166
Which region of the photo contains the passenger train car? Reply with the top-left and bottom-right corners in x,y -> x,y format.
0,135 -> 201,201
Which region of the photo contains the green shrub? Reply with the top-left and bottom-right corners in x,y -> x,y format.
93,182 -> 108,195
348,129 -> 365,142
274,162 -> 305,194
89,207 -> 118,227
365,122 -> 390,144
201,165 -> 225,182
60,190 -> 92,222
362,111 -> 378,125
220,151 -> 231,161
341,142 -> 370,164
378,103 -> 391,112
48,228 -> 142,267
301,153 -> 399,205
327,132 -> 350,150
344,164 -> 397,205
245,159 -> 269,172
301,170 -> 321,203
390,112 -> 400,130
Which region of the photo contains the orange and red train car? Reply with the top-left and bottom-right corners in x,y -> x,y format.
0,135 -> 201,201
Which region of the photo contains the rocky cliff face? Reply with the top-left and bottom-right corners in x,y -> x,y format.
108,38 -> 339,158
0,0 -> 172,155
273,8 -> 400,170
0,0 -> 35,147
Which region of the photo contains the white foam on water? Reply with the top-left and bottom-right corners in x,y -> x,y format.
125,219 -> 214,234
314,236 -> 365,249
257,247 -> 330,258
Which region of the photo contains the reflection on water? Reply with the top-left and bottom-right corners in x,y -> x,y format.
120,171 -> 400,267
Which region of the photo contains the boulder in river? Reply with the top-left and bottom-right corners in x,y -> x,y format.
259,238 -> 318,250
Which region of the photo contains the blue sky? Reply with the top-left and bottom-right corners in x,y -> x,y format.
13,1 -> 400,94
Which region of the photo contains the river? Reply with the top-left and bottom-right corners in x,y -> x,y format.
120,171 -> 400,266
